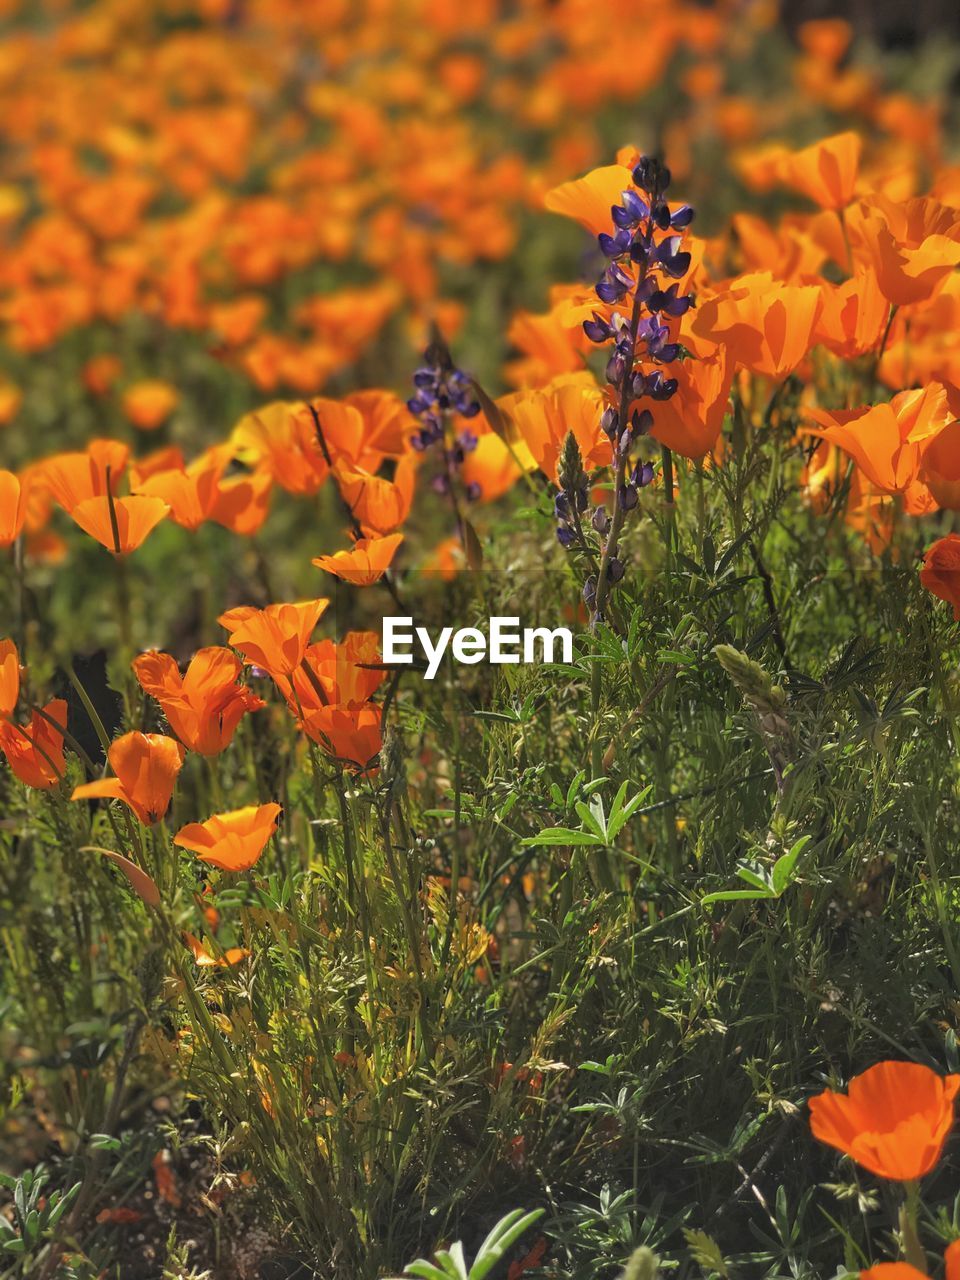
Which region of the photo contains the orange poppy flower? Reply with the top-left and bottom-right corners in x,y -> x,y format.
544,163 -> 634,237
133,647 -> 264,755
647,347 -> 733,460
282,632 -> 385,715
803,383 -> 954,495
184,932 -> 250,967
0,639 -> 19,717
122,380 -> 178,431
0,470 -> 30,546
219,599 -> 329,677
41,439 -> 129,513
773,131 -> 862,210
692,273 -> 823,381
862,1242 -> 960,1280
919,420 -> 960,510
174,803 -> 281,873
809,1060 -> 960,1180
209,468 -> 273,536
230,401 -> 328,495
69,493 -> 170,554
921,534 -> 960,618
0,699 -> 68,790
72,732 -> 185,826
846,195 -> 960,307
0,643 -> 67,790
815,271 -> 890,359
461,432 -> 527,503
500,373 -> 607,483
82,354 -> 123,396
312,533 -> 403,586
131,447 -> 226,531
335,459 -> 416,536
299,702 -> 382,772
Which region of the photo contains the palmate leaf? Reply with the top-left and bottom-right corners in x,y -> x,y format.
391,1209 -> 544,1280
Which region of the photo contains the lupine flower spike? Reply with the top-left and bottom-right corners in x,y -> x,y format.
569,156 -> 695,618
407,332 -> 481,535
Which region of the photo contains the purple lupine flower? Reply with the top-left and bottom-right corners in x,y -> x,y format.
561,154 -> 696,616
408,336 -> 482,510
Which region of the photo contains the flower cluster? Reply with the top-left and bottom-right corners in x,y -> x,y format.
567,157 -> 695,612
407,340 -> 482,502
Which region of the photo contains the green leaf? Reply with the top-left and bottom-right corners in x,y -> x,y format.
771,835 -> 812,895
701,888 -> 776,905
471,1209 -> 544,1280
521,827 -> 605,847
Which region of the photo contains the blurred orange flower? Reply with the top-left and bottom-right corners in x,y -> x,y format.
773,130 -> 862,210
0,470 -> 30,546
921,534 -> 960,619
809,1060 -> 960,1180
122,380 -> 178,431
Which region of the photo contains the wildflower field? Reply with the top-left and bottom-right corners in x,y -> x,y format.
5,1 -> 960,1277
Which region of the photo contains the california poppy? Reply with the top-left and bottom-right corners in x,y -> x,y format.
803,383 -> 954,495
500,373 -> 607,483
69,493 -> 170,554
334,459 -> 416,536
42,440 -> 129,513
544,164 -> 635,237
174,803 -> 281,872
219,599 -> 329,677
71,732 -> 185,825
183,932 -> 250,967
133,647 -> 264,755
773,131 -> 862,210
0,638 -> 67,790
122,380 -> 178,431
809,1060 -> 960,1180
647,346 -> 733,459
862,1243 -> 960,1280
132,447 -> 227,531
0,470 -> 30,546
921,534 -> 960,619
312,533 -> 403,586
846,195 -> 960,307
692,273 -> 823,381
299,702 -> 382,771
283,632 -> 385,715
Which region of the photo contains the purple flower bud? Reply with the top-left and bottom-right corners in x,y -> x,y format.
633,460 -> 655,488
592,506 -> 610,535
634,408 -> 654,434
607,557 -> 625,584
432,474 -> 449,495
557,525 -> 576,548
583,576 -> 598,607
619,483 -> 638,511
600,406 -> 618,437
458,429 -> 478,454
465,482 -> 481,501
